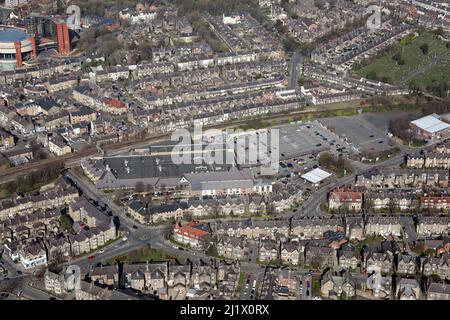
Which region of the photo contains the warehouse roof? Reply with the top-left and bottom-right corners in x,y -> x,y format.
411,115 -> 450,134
301,168 -> 332,184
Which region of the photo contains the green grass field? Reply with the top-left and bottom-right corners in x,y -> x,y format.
410,62 -> 450,89
356,32 -> 450,88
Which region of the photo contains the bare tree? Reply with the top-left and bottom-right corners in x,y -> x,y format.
388,198 -> 396,215
145,184 -> 155,193
265,200 -> 275,216
212,201 -> 220,218
363,199 -> 374,215
311,256 -> 324,270
160,184 -> 167,195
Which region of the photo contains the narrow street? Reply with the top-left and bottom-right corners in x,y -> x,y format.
288,50 -> 303,91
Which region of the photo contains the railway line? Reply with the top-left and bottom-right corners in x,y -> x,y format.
0,98 -> 410,185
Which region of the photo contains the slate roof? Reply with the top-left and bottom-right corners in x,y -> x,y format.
104,153 -> 232,180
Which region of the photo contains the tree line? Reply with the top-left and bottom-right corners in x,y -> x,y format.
3,164 -> 62,195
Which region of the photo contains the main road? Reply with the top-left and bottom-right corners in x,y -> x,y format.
64,169 -> 207,273
288,50 -> 304,92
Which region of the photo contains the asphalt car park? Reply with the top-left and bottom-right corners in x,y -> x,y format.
276,123 -> 342,160
319,114 -> 392,154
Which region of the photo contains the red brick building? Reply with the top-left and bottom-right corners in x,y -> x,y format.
328,187 -> 363,211
173,220 -> 211,250
421,196 -> 450,211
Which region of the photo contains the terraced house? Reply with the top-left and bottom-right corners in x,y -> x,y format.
321,270 -> 355,298
396,278 -> 421,300
355,169 -> 449,189
291,217 -> 344,240
364,217 -> 402,238
427,283 -> 450,300
421,254 -> 450,279
366,272 -> 392,299
0,186 -> 79,220
328,188 -> 363,212
69,198 -> 111,228
338,249 -> 359,270
121,262 -> 168,296
258,239 -> 280,263
90,265 -> 119,287
216,235 -> 247,260
345,217 -> 364,240
186,198 -> 218,217
365,191 -> 418,211
407,152 -> 450,169
191,263 -> 217,293
173,220 -> 211,250
45,236 -> 72,262
280,241 -> 301,265
0,210 -> 61,243
420,196 -> 450,211
68,219 -> 116,256
127,201 -> 188,224
417,217 -> 450,237
167,264 -> 191,300
304,246 -> 335,269
396,254 -> 417,275
365,252 -> 393,274
214,219 -> 290,240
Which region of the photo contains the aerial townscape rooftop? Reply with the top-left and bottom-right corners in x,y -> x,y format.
0,0 -> 449,314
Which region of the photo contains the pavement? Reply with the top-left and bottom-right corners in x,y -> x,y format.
0,272 -> 59,300
400,215 -> 418,245
21,283 -> 62,300
299,273 -> 313,300
241,273 -> 258,300
0,255 -> 23,278
0,250 -> 61,300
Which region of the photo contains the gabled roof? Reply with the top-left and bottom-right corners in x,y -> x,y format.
428,282 -> 450,295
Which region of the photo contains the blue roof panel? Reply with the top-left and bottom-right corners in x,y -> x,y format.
0,28 -> 28,43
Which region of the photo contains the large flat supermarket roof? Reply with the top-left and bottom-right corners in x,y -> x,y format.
301,167 -> 332,184
411,115 -> 450,134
